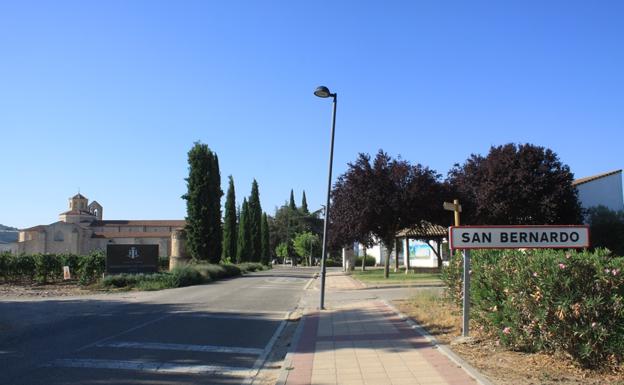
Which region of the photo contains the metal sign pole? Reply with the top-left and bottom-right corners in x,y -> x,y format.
462,249 -> 471,337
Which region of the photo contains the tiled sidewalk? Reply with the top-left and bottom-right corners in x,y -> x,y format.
283,300 -> 480,385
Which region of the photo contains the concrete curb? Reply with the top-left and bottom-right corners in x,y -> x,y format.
274,312 -> 308,385
382,299 -> 496,385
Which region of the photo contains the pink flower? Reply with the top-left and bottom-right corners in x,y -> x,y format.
605,269 -> 611,274
591,322 -> 597,328
532,272 -> 538,277
558,263 -> 566,270
503,327 -> 512,335
613,269 -> 619,276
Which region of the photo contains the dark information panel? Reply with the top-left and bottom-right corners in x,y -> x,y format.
106,244 -> 159,274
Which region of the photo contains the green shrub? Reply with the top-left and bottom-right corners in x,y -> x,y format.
220,263 -> 242,277
16,254 -> 36,281
325,258 -> 343,267
158,257 -> 169,271
34,253 -> 62,283
78,251 -> 105,285
354,256 -> 376,267
239,262 -> 266,273
169,265 -> 205,287
60,254 -> 80,278
0,252 -> 15,281
444,249 -> 624,369
102,273 -> 142,288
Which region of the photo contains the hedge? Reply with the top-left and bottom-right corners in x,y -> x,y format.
0,251 -> 105,285
442,249 -> 624,369
355,255 -> 376,267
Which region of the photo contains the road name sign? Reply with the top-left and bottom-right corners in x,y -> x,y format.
449,225 -> 590,249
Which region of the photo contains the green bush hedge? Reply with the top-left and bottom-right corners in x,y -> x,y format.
101,262 -> 269,290
443,249 -> 624,369
355,256 -> 376,267
0,251 -> 105,284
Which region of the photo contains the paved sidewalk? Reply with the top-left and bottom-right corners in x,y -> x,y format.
281,273 -> 481,385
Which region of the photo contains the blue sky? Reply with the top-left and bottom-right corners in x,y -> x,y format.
1,1 -> 622,229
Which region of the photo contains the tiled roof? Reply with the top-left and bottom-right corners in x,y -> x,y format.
90,220 -> 186,227
573,169 -> 622,186
20,225 -> 47,232
92,232 -> 174,239
397,221 -> 447,238
60,209 -> 94,216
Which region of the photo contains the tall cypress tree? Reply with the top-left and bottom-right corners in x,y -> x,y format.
301,190 -> 309,214
237,198 -> 251,263
261,212 -> 270,265
248,180 -> 262,262
208,154 -> 223,263
182,142 -> 222,262
289,189 -> 297,211
222,175 -> 237,262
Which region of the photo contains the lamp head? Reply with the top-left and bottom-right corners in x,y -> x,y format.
314,86 -> 332,98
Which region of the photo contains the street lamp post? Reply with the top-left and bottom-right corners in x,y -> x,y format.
314,85 -> 337,310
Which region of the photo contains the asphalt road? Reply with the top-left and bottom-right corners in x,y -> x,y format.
0,267 -> 317,385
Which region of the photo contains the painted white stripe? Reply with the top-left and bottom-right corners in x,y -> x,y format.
96,341 -> 263,356
241,313 -> 290,385
47,359 -> 254,376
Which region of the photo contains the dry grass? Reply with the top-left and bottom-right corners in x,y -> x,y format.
395,290 -> 623,385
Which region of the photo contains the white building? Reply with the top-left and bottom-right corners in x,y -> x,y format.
573,170 -> 623,213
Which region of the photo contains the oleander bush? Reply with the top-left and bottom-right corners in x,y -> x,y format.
442,249 -> 624,369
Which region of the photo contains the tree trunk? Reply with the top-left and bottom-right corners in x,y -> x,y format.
394,238 -> 400,273
384,243 -> 390,279
404,238 -> 411,274
361,246 -> 366,271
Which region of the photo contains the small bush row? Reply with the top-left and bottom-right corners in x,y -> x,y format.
443,249 -> 624,369
0,251 -> 105,285
355,255 -> 376,267
101,262 -> 270,290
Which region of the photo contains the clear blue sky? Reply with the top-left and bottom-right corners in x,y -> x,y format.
1,1 -> 622,229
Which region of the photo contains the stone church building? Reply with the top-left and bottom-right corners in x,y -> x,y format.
18,193 -> 185,257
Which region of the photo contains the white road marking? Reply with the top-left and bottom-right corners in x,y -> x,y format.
242,313 -> 290,385
46,359 -> 255,376
96,341 -> 264,356
170,312 -> 288,320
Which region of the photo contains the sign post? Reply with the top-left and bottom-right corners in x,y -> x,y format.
449,225 -> 590,338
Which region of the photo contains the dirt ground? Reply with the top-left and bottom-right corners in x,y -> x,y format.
395,291 -> 623,385
0,281 -> 96,298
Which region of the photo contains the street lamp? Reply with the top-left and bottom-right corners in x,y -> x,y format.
314,85 -> 337,310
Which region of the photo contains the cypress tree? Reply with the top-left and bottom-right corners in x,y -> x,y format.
237,198 -> 251,263
248,180 -> 262,262
301,190 -> 309,214
261,212 -> 270,265
208,154 -> 223,263
222,175 -> 237,262
289,189 -> 297,211
182,142 -> 222,262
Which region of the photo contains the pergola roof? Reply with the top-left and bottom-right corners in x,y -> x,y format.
396,221 -> 447,239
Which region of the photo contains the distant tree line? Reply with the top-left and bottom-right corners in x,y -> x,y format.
329,143 -> 607,276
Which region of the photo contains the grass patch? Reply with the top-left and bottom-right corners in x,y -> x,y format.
352,268 -> 441,284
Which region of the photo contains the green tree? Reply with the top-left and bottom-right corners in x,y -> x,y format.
236,198 -> 251,263
222,175 -> 237,263
182,142 -> 223,262
293,231 -> 320,266
276,242 -> 290,263
587,205 -> 624,256
301,190 -> 309,214
261,212 -> 270,265
289,189 -> 297,210
248,179 -> 263,262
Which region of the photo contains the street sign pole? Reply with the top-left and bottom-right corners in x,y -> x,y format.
462,249 -> 470,337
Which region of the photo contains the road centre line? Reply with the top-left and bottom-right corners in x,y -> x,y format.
46,359 -> 255,376
96,341 -> 263,356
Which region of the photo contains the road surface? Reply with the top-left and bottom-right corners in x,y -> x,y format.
0,267 -> 316,385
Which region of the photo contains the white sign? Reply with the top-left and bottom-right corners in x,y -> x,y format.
449,225 -> 590,249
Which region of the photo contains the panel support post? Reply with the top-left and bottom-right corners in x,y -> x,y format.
462,249 -> 471,337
